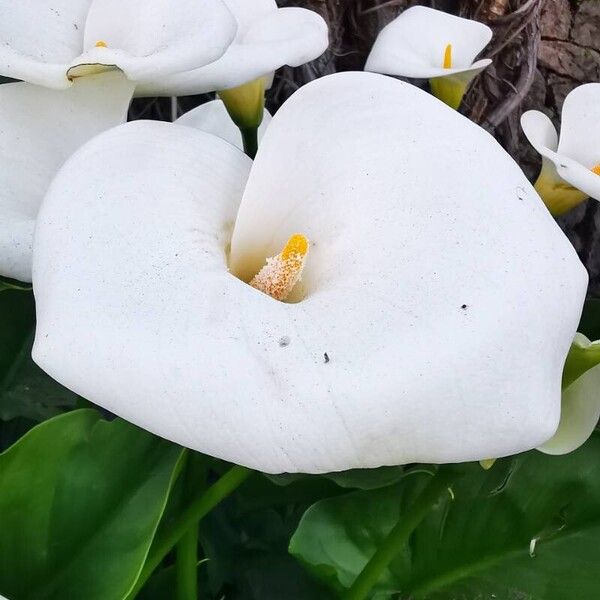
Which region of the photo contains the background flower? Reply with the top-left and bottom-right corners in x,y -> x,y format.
521,83 -> 600,215
137,0 -> 329,97
365,6 -> 492,109
0,72 -> 134,282
0,0 -> 236,90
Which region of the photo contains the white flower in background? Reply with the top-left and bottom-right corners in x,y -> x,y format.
0,73 -> 134,282
0,0 -> 236,89
32,72 -> 586,474
521,84 -> 600,216
538,333 -> 600,455
176,100 -> 272,151
139,0 -> 328,157
137,0 -> 329,97
365,6 -> 492,110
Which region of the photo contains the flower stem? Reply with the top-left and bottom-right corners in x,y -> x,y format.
175,454 -> 207,600
128,464 -> 251,598
176,527 -> 198,600
240,127 -> 259,159
343,468 -> 456,600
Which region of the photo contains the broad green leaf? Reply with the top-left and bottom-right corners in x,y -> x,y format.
0,276 -> 31,293
291,437 -> 600,599
266,466 -> 404,491
324,466 -> 404,490
0,291 -> 78,423
0,409 -> 183,600
289,479 -> 421,595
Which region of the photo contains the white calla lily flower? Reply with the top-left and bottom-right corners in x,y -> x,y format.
0,72 -> 134,282
32,72 -> 586,474
176,100 -> 272,151
365,6 -> 492,109
0,0 -> 236,90
137,0 -> 328,97
538,333 -> 600,455
521,84 -> 600,216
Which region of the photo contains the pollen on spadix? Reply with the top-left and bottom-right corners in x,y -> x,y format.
250,234 -> 309,301
592,164 -> 600,176
443,44 -> 452,69
95,40 -> 108,48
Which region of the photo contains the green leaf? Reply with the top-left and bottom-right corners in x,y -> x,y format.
266,466 -> 404,491
0,409 -> 184,600
291,437 -> 600,599
323,467 -> 404,490
0,275 -> 31,293
0,291 -> 78,423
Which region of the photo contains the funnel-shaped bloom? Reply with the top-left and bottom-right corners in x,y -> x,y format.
0,0 -> 236,90
538,333 -> 600,455
32,72 -> 586,474
176,100 -> 272,151
137,0 -> 328,97
365,6 -> 492,109
521,84 -> 600,215
0,72 -> 134,282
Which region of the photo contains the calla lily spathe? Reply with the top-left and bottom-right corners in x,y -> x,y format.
137,0 -> 328,97
0,0 -> 236,90
365,6 -> 492,109
176,100 -> 272,151
521,84 -> 600,215
538,333 -> 600,455
32,72 -> 586,474
0,72 -> 134,282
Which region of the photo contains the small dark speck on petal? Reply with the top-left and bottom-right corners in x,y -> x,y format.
278,336 -> 290,347
461,304 -> 468,310
324,352 -> 330,364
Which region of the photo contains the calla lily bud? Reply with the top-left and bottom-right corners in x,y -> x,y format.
176,100 -> 273,151
365,6 -> 492,110
521,84 -> 600,215
218,77 -> 267,157
32,72 -> 586,474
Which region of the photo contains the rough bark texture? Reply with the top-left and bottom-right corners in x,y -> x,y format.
131,0 -> 600,293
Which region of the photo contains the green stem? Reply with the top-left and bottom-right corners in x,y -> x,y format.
240,127 -> 259,159
128,465 -> 251,598
175,455 -> 207,600
176,527 -> 198,600
343,469 -> 455,600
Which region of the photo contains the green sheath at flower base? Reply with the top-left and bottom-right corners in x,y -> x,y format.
218,77 -> 266,158
429,76 -> 469,110
533,161 -> 600,216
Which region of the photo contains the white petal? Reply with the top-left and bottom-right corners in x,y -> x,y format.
365,6 -> 491,79
137,6 -> 328,96
555,155 -> 600,203
538,335 -> 600,455
557,83 -> 600,167
0,0 -> 92,88
33,72 -> 587,474
229,72 -> 586,470
0,72 -> 134,281
176,100 -> 272,150
67,0 -> 237,85
521,110 -> 559,156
